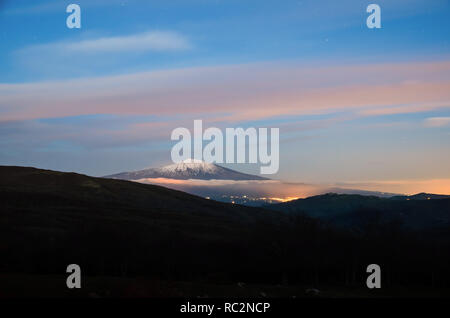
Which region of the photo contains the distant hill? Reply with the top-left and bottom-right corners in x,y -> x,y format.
0,165 -> 283,278
267,193 -> 450,230
390,192 -> 450,201
104,159 -> 268,181
0,165 -> 279,227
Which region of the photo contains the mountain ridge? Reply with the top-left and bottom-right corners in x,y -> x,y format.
267,192 -> 450,229
0,165 -> 272,220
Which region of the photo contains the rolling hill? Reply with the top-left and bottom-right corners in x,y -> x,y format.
267,193 -> 450,230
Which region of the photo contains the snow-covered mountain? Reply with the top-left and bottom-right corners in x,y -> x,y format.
104,159 -> 268,181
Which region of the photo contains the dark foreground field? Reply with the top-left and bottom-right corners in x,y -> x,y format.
0,166 -> 449,297
1,274 -> 449,298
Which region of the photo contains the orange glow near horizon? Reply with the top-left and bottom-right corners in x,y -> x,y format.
136,176 -> 450,199
336,179 -> 450,196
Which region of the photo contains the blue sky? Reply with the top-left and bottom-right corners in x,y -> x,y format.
1,0 -> 450,194
1,0 -> 449,82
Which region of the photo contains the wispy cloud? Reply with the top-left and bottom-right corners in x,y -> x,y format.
12,30 -> 192,78
17,31 -> 192,55
359,103 -> 450,116
2,60 -> 450,122
424,117 -> 450,127
134,177 -> 450,198
67,31 -> 190,52
136,177 -> 327,199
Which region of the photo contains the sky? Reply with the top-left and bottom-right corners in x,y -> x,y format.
1,0 -> 450,195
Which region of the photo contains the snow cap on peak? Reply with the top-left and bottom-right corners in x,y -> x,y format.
182,158 -> 204,164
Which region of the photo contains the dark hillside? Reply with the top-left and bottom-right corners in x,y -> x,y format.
1,166 -> 449,296
268,193 -> 450,230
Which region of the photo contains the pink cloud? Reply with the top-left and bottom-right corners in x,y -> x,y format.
358,102 -> 450,116
1,60 -> 450,124
424,117 -> 450,127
